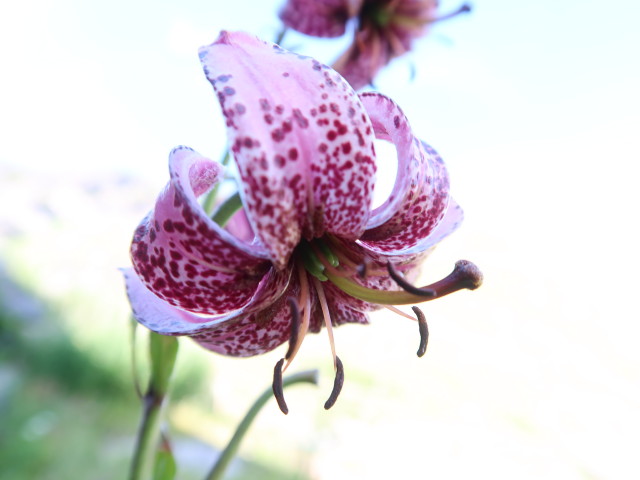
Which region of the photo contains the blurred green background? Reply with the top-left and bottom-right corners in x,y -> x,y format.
1,0 -> 639,479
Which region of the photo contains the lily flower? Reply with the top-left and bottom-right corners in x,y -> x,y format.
279,0 -> 471,89
122,31 -> 481,412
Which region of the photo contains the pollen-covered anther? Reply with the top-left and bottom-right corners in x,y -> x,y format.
272,358 -> 288,414
387,261 -> 436,298
324,356 -> 344,410
412,306 -> 429,357
284,297 -> 300,361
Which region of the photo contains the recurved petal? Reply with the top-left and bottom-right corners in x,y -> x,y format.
130,146 -> 283,315
279,0 -> 356,38
199,31 -> 377,268
359,93 -> 451,255
191,280 -> 302,356
123,265 -> 292,337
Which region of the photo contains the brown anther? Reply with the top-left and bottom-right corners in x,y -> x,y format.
387,262 -> 436,297
425,260 -> 483,298
272,358 -> 288,414
284,298 -> 300,360
412,306 -> 429,357
324,356 -> 345,410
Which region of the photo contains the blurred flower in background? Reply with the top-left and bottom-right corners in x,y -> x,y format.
280,0 -> 471,89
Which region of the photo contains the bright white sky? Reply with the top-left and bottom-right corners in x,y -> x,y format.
1,1 -> 639,478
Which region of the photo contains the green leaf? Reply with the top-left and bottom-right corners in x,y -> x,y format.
153,438 -> 177,480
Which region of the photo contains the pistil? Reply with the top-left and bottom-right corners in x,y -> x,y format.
327,259 -> 483,305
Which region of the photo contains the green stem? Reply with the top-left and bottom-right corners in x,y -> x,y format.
274,27 -> 287,46
129,389 -> 165,480
211,192 -> 242,227
204,370 -> 319,480
129,333 -> 179,480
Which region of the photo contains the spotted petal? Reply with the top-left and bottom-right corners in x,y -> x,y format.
279,0 -> 358,38
359,93 -> 452,254
130,146 -> 289,315
123,266 -> 292,338
191,281 -> 300,357
198,31 -> 377,269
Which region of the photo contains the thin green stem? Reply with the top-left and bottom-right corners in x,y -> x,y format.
211,192 -> 242,227
204,370 -> 319,480
129,333 -> 179,480
129,389 -> 165,480
274,27 -> 288,46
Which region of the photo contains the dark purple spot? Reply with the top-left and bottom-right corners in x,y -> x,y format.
271,129 -> 285,142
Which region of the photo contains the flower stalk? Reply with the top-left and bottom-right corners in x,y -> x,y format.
205,369 -> 319,480
129,332 -> 179,480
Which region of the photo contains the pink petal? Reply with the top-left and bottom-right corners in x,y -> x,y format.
192,281 -> 301,357
123,265 -> 292,336
359,93 -> 452,255
224,208 -> 255,243
130,146 -> 288,315
279,0 -> 356,38
198,31 -> 377,268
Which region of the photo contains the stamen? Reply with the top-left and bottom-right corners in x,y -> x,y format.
412,306 -> 429,357
383,304 -> 417,321
387,262 -> 436,298
434,3 -> 472,23
312,278 -> 346,409
313,278 -> 337,365
272,358 -> 288,414
284,298 -> 299,360
283,264 -> 312,371
324,356 -> 344,410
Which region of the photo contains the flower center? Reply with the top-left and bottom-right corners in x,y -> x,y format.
271,235 -> 483,413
